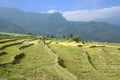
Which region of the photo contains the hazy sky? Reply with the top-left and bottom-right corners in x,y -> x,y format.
0,0 -> 120,12
0,0 -> 120,21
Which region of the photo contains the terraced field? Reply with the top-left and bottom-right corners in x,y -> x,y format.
0,35 -> 120,80
49,40 -> 120,80
0,37 -> 77,80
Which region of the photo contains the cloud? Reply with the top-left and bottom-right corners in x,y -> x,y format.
62,6 -> 120,21
47,10 -> 58,14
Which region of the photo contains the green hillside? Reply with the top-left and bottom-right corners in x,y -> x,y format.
0,34 -> 120,80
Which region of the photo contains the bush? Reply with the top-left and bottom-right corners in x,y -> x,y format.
90,45 -> 106,48
78,45 -> 83,47
90,45 -> 97,48
12,53 -> 25,64
69,34 -> 81,42
82,41 -> 85,44
58,57 -> 66,68
118,48 -> 120,50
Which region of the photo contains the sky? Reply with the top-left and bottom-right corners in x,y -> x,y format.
0,0 -> 120,21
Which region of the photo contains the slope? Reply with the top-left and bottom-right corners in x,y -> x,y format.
0,18 -> 25,33
0,38 -> 77,80
48,40 -> 120,80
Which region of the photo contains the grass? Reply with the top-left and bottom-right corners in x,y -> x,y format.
48,40 -> 120,80
0,35 -> 120,80
86,47 -> 120,80
0,39 -> 77,80
49,44 -> 105,80
0,38 -> 18,43
0,42 -> 23,65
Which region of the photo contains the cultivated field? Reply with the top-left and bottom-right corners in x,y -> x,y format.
0,34 -> 120,80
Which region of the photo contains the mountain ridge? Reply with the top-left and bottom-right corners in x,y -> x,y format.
0,7 -> 120,42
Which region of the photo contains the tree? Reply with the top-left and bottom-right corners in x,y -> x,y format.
73,35 -> 80,42
69,34 -> 74,39
26,31 -> 32,35
62,35 -> 66,39
69,34 -> 80,42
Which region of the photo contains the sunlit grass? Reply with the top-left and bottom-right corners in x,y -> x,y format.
0,36 -> 120,80
49,40 -> 120,80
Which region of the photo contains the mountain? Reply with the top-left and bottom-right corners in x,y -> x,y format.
0,7 -> 120,42
0,7 -> 67,35
94,15 -> 120,25
0,18 -> 25,33
62,21 -> 120,42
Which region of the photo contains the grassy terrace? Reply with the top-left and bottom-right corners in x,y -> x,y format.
0,39 -> 77,80
0,34 -> 120,80
0,39 -> 25,64
49,40 -> 120,80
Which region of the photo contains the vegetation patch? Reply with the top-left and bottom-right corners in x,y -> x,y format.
77,44 -> 83,47
12,53 -> 25,64
58,57 -> 66,68
0,51 -> 7,56
90,45 -> 106,48
118,48 -> 120,50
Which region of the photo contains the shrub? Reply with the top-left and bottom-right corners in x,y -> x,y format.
90,45 -> 106,48
78,45 -> 83,47
58,57 -> 66,68
118,48 -> 120,50
12,53 -> 25,64
90,45 -> 97,48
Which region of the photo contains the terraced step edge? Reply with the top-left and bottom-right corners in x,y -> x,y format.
45,45 -> 78,80
12,53 -> 25,64
86,51 -> 97,70
19,43 -> 34,50
0,53 -> 25,66
0,39 -> 18,43
0,51 -> 7,56
0,40 -> 25,50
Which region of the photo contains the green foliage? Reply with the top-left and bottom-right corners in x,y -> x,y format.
58,57 -> 66,68
77,44 -> 83,47
118,48 -> 120,50
90,45 -> 97,48
62,35 -> 66,39
69,34 -> 80,42
90,45 -> 106,48
26,31 -> 32,35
